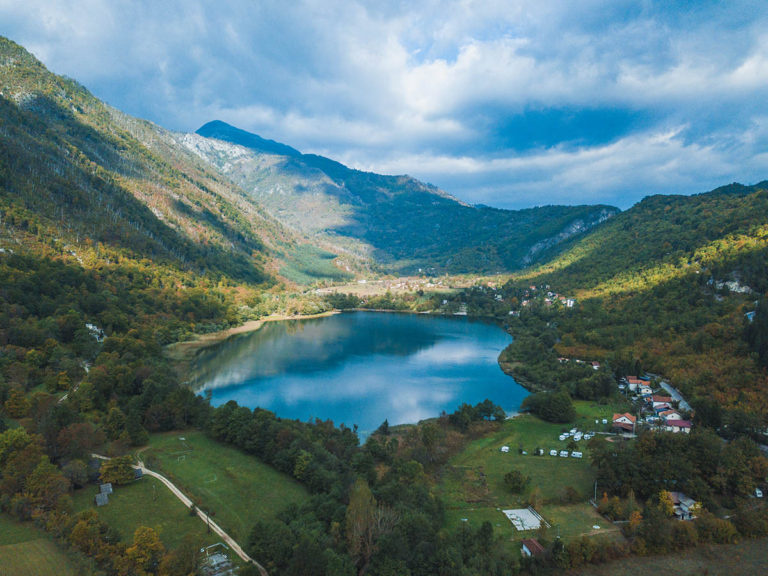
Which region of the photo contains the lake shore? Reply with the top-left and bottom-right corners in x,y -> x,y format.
164,310 -> 340,378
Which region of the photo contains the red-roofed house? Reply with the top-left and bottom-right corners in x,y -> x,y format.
659,410 -> 683,422
664,420 -> 692,434
647,395 -> 673,407
626,377 -> 645,392
612,413 -> 636,433
521,538 -> 546,558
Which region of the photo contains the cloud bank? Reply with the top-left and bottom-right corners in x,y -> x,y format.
1,0 -> 767,208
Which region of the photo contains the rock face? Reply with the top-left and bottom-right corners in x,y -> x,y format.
188,120 -> 620,274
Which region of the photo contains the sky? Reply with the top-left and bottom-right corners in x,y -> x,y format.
1,0 -> 768,210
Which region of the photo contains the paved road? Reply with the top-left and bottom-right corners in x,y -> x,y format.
92,454 -> 268,576
660,381 -> 692,411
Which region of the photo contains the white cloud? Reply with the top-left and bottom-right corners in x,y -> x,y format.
1,0 -> 767,208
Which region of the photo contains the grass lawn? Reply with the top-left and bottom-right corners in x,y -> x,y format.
140,431 -> 310,542
0,514 -> 85,576
439,403 -> 627,545
571,537 -> 768,576
72,476 -> 220,552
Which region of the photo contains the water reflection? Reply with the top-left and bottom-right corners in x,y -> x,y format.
194,312 -> 528,436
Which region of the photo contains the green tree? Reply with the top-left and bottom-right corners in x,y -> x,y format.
99,455 -> 135,485
503,469 -> 530,493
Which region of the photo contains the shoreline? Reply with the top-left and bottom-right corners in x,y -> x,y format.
164,310 -> 340,377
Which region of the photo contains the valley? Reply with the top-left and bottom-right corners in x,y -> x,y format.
1,31 -> 768,576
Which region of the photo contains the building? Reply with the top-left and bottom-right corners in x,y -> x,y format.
669,492 -> 698,520
663,419 -> 692,434
659,409 -> 683,422
612,413 -> 636,433
520,538 -> 546,558
626,377 -> 645,392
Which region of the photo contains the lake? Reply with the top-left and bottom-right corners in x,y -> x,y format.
193,311 -> 528,436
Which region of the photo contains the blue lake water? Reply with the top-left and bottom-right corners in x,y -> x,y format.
193,311 -> 528,436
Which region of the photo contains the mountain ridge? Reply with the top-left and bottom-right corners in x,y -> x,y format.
188,120 -> 620,275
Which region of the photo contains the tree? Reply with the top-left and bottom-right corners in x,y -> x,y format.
158,533 -> 200,576
4,386 -> 30,418
345,478 -> 397,576
24,455 -> 70,512
99,455 -> 135,485
503,469 -> 530,493
117,526 -> 165,576
346,478 -> 377,576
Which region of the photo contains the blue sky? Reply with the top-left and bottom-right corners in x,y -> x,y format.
1,0 -> 767,209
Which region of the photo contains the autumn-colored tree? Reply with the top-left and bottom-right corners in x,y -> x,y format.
57,422 -> 105,460
99,455 -> 135,485
656,490 -> 675,517
23,455 -> 70,513
116,526 -> 166,576
627,510 -> 643,535
4,386 -> 30,418
158,533 -> 200,576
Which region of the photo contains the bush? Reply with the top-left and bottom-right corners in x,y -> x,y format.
504,469 -> 530,493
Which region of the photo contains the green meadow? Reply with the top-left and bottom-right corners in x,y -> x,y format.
0,514 -> 87,576
72,475 -> 219,552
140,431 -> 310,542
439,401 -> 627,543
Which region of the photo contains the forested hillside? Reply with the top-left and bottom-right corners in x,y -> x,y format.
496,183 -> 768,423
188,121 -> 619,274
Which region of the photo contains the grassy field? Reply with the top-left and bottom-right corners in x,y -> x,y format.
439,401 -> 628,543
0,515 -> 85,576
571,537 -> 768,576
140,431 -> 310,542
72,476 -> 220,552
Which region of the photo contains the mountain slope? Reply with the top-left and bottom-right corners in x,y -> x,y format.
0,37 -> 348,290
186,121 -> 619,274
506,182 -> 768,418
520,182 -> 768,296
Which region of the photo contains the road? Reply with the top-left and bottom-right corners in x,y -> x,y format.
659,381 -> 692,412
92,453 -> 268,576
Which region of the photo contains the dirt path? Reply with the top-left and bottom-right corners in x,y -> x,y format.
91,454 -> 267,576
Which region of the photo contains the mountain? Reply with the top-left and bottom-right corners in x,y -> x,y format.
185,121 -> 619,274
507,181 -> 768,417
0,37 -> 360,291
521,181 -> 768,296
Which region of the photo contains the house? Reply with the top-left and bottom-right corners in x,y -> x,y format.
99,483 -> 113,495
520,538 -> 546,558
94,493 -> 109,507
653,403 -> 673,414
612,413 -> 636,433
647,395 -> 673,407
664,419 -> 692,434
668,492 -> 698,520
626,377 -> 645,392
500,446 -> 510,453
591,361 -> 600,370
659,409 -> 683,422
638,385 -> 653,396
